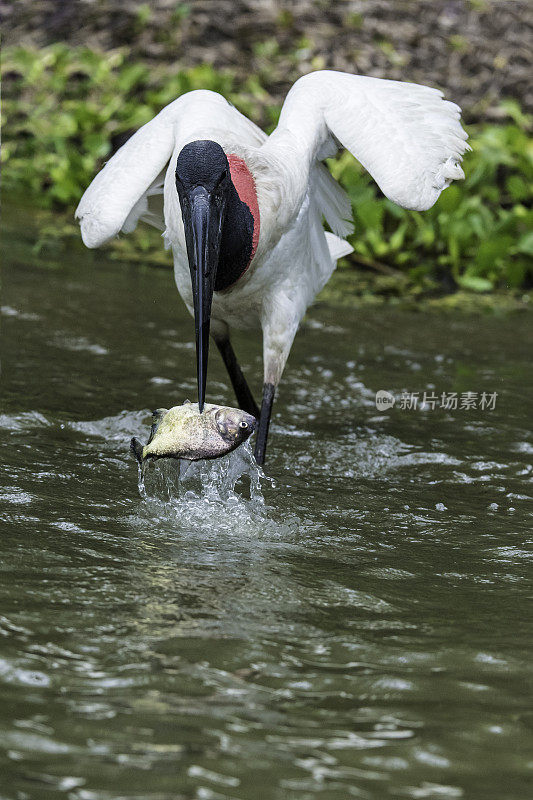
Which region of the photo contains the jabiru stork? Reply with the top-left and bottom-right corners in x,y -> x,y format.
76,70 -> 468,464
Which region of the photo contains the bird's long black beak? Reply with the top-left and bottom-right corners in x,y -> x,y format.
178,185 -> 225,412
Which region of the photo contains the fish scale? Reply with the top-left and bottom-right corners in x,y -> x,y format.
131,401 -> 256,464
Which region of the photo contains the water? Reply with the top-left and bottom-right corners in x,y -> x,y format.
1,212 -> 532,799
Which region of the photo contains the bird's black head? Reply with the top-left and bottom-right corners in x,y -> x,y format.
175,140 -> 254,414
175,140 -> 230,193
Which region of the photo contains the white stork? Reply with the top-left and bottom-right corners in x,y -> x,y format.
76,70 -> 468,464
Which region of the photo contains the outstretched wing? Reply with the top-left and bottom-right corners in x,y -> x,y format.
75,90 -> 265,248
76,104 -> 177,248
269,70 -> 469,212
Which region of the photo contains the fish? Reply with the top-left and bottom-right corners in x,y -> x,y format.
130,401 -> 256,464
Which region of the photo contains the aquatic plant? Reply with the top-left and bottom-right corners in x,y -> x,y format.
2,45 -> 532,293
329,115 -> 533,292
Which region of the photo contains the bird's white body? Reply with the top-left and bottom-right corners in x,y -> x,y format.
77,71 -> 468,388
164,98 -> 352,383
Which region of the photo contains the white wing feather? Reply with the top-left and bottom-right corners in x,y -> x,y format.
314,162 -> 354,237
272,71 -> 469,212
76,109 -> 176,248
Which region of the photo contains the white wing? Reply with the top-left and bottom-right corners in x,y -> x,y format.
269,70 -> 469,212
75,90 -> 265,248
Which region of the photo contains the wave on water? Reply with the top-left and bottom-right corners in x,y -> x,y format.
0,411 -> 53,431
68,410 -> 150,443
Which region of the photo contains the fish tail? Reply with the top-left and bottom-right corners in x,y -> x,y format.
130,437 -> 144,465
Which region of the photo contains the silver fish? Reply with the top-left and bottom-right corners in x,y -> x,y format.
130,401 -> 256,464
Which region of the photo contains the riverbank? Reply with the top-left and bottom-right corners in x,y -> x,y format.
4,199 -> 530,313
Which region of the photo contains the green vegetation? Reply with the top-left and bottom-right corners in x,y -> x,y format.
2,45 -> 532,300
329,119 -> 532,293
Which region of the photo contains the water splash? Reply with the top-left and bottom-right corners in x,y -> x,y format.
133,441 -> 285,536
139,439 -> 272,501
65,409 -> 290,534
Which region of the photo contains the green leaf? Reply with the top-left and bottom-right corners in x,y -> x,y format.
388,222 -> 408,251
474,235 -> 514,271
355,199 -> 384,231
436,184 -> 461,213
506,175 -> 531,202
457,274 -> 494,292
515,232 -> 533,256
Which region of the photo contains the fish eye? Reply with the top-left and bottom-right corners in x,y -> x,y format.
239,421 -> 248,429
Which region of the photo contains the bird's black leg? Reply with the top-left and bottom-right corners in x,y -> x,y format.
254,382 -> 275,466
215,337 -> 260,418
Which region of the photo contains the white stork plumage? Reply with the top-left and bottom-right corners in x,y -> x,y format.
76,70 -> 469,464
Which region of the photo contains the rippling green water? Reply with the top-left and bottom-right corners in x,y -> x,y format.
1,213 -> 532,799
